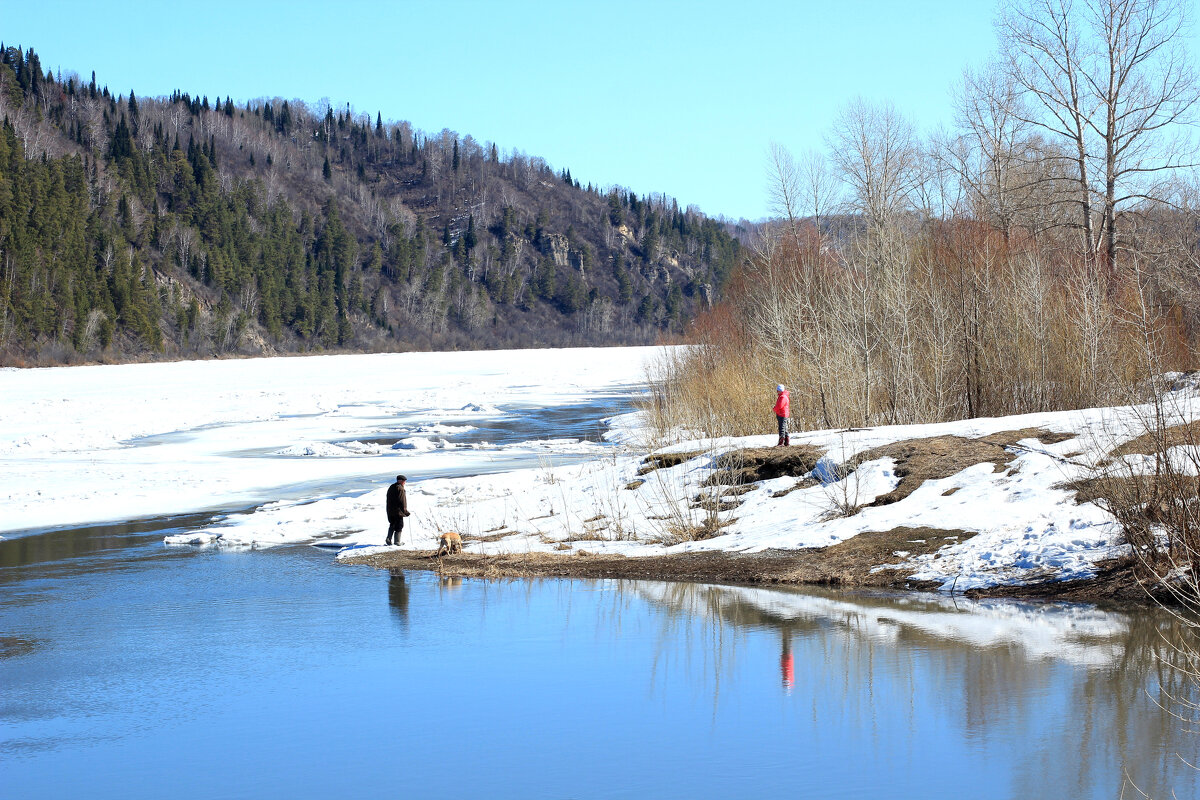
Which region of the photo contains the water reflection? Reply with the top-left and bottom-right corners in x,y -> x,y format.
5,506 -> 1200,798
0,513 -> 217,588
779,631 -> 794,693
629,581 -> 1200,799
387,569 -> 409,627
0,635 -> 38,659
636,584 -> 1136,667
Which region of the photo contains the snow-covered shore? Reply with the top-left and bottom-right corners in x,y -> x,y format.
333,382 -> 1200,592
5,347 -> 1195,593
0,348 -> 653,536
329,405 -> 1137,591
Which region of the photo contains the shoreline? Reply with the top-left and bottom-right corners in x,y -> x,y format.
337,422 -> 1151,602
339,533 -> 1163,609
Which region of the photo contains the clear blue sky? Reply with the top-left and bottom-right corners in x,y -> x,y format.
7,1 -> 1197,221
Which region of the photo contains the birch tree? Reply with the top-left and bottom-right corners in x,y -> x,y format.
828,97 -> 920,231
999,0 -> 1199,265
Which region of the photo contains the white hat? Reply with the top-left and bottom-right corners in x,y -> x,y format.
777,384 -> 786,392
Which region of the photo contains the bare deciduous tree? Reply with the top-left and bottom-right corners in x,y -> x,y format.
1000,0 -> 1199,265
799,148 -> 840,241
828,97 -> 920,230
766,142 -> 804,242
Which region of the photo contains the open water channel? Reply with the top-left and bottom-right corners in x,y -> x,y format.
2,400 -> 1199,798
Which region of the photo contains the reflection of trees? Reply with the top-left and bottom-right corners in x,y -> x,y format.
0,513 -> 216,584
634,581 -> 1200,800
0,635 -> 38,659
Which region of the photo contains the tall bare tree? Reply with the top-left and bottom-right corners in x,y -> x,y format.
1000,0 -> 1098,254
799,148 -> 840,240
766,141 -> 804,242
827,98 -> 920,231
944,66 -> 1045,238
999,0 -> 1199,266
1090,0 -> 1199,266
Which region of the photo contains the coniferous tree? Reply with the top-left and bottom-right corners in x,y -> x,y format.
464,216 -> 477,251
0,47 -> 741,362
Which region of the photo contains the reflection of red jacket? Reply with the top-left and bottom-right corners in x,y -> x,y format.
773,390 -> 790,418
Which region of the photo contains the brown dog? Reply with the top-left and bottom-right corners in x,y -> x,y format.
436,531 -> 463,557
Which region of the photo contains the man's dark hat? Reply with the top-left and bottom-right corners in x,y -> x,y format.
397,475 -> 407,482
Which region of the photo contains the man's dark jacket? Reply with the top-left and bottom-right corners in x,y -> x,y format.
386,481 -> 407,522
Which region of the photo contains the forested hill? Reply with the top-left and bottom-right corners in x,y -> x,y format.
0,46 -> 745,364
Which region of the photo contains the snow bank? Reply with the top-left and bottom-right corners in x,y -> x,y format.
9,342 -> 1198,594
632,582 -> 1129,668
320,389 -> 1195,591
0,347 -> 657,535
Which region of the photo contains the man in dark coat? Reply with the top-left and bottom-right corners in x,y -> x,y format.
385,475 -> 410,545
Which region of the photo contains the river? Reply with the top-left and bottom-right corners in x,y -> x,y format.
2,400 -> 1199,799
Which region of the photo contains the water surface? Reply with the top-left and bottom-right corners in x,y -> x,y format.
3,397 -> 1199,798
3,526 -> 1199,799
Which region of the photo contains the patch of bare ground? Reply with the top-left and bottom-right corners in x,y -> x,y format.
1108,421 -> 1200,457
771,477 -> 819,497
341,526 -> 974,590
691,491 -> 743,512
636,450 -> 706,475
854,428 -> 1077,508
344,528 -> 1173,605
704,445 -> 826,486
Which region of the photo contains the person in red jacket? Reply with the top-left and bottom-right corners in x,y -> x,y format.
773,384 -> 790,447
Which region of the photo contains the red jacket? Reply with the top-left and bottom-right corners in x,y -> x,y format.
773,390 -> 790,418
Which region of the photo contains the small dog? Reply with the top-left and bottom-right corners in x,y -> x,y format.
436,531 -> 463,557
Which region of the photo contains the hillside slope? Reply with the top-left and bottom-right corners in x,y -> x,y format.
0,45 -> 744,364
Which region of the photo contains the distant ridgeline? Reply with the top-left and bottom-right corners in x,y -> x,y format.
0,45 -> 744,363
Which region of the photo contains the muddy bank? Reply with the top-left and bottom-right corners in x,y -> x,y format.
340,527 -> 1168,607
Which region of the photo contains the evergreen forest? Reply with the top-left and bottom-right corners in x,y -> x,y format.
0,46 -> 744,364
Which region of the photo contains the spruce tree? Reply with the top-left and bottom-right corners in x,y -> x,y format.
464,216 -> 476,251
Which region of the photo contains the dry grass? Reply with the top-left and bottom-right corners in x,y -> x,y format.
1109,421 -> 1200,458
643,224 -> 1179,448
1070,404 -> 1200,600
462,531 -> 513,543
667,515 -> 736,542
